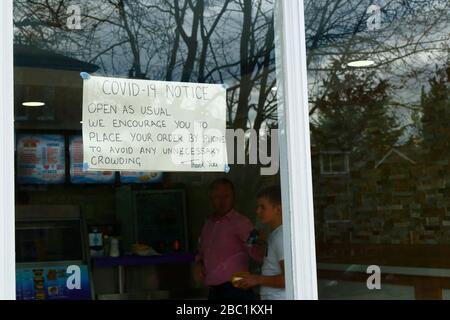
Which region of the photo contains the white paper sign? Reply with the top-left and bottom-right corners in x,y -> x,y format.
82,75 -> 228,172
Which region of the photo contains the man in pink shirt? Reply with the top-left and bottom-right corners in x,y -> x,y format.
194,178 -> 264,300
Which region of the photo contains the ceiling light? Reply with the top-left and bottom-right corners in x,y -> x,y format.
22,101 -> 45,107
347,60 -> 375,68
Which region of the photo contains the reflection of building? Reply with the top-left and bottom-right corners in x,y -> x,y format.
313,144 -> 450,245
319,151 -> 350,175
14,44 -> 99,130
374,148 -> 416,169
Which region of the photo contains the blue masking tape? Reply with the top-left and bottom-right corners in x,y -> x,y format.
83,162 -> 89,171
224,164 -> 230,173
80,72 -> 91,80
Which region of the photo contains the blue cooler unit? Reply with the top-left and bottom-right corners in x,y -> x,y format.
15,205 -> 93,300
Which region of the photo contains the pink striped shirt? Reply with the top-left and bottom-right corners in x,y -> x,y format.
196,209 -> 259,286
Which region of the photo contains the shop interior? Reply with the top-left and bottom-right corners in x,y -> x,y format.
14,45 -> 279,301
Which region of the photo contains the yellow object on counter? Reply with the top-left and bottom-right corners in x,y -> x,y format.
132,242 -> 150,253
231,271 -> 249,287
131,242 -> 160,256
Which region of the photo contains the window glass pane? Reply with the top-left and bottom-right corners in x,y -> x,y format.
13,0 -> 289,301
306,0 -> 450,299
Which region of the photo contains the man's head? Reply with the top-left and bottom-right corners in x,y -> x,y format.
209,178 -> 235,217
256,186 -> 282,227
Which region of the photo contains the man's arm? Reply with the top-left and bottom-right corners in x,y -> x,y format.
235,261 -> 285,289
257,260 -> 285,288
193,259 -> 206,283
195,237 -> 204,265
193,226 -> 206,283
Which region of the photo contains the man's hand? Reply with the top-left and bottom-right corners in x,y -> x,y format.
193,261 -> 205,285
234,273 -> 261,290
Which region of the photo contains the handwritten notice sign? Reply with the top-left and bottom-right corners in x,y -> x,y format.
82,75 -> 227,172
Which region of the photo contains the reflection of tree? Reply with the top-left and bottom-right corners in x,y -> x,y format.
12,1 -> 449,153
312,62 -> 403,159
14,0 -> 277,132
308,2 -> 449,250
12,1 -> 278,227
306,0 -> 449,150
233,0 -> 275,130
420,63 -> 450,161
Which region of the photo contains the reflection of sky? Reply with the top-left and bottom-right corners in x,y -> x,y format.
12,0 -> 448,138
13,0 -> 277,129
14,0 -> 273,84
305,0 -> 449,144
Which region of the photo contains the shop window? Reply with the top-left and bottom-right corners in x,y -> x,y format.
11,0 -> 290,301
308,0 -> 450,300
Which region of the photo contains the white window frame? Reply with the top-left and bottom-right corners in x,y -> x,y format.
0,0 -> 318,300
275,0 -> 318,299
0,0 -> 16,300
